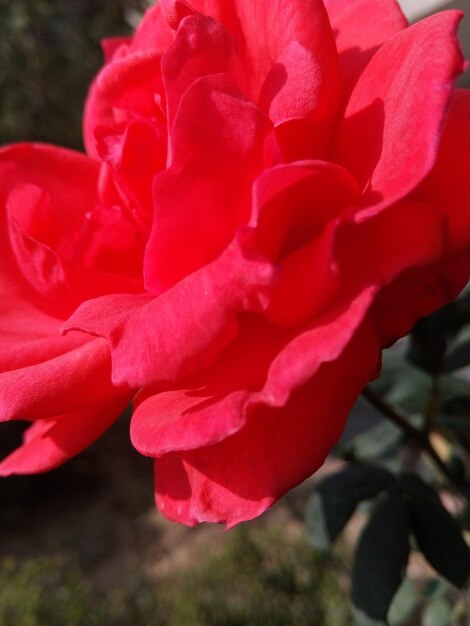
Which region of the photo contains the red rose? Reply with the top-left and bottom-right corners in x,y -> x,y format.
0,0 -> 469,527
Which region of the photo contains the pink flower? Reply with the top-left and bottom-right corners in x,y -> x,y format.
0,0 -> 469,527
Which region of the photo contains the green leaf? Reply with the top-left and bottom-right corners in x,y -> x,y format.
406,290 -> 470,374
341,419 -> 403,465
398,473 -> 441,503
402,475 -> 470,588
306,465 -> 394,550
351,606 -> 386,626
351,488 -> 410,622
422,596 -> 453,626
407,314 -> 449,374
441,331 -> 470,373
438,377 -> 470,436
370,350 -> 431,415
435,415 -> 470,431
440,376 -> 470,406
388,578 -> 420,626
370,349 -> 470,420
441,394 -> 470,417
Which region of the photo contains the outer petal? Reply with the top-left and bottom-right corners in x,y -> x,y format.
337,200 -> 446,291
130,316 -> 285,457
333,198 -> 454,349
0,145 -> 134,428
413,90 -> 470,253
0,339 -> 131,422
0,143 -> 98,254
324,0 -> 407,98
128,289 -> 377,526
368,90 -> 470,345
7,186 -> 142,313
144,74 -> 271,292
335,11 -> 465,213
0,394 -> 129,476
0,295 -> 87,373
63,242 -> 276,386
372,252 -> 470,347
148,290 -> 379,527
1,145 -> 142,315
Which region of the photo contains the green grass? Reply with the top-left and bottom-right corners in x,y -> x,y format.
159,526 -> 352,626
0,526 -> 352,626
0,557 -> 96,626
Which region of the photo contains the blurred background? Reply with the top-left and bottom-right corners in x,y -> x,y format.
0,1 -> 468,625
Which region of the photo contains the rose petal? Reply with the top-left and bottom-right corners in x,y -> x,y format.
259,36 -> 340,159
83,37 -> 133,158
266,224 -> 341,327
0,295 -> 87,373
131,2 -> 175,52
131,316 -> 287,457
132,286 -> 376,456
260,39 -> 339,125
150,289 -> 379,526
159,0 -> 196,30
413,90 -> 470,254
144,74 -> 271,292
373,252 -> 470,347
335,11 -> 465,213
0,144 -> 104,311
248,160 -> 359,259
362,89 -> 470,344
7,185 -> 142,313
62,292 -> 151,344
0,144 -> 143,313
84,78 -> 118,159
64,241 -> 276,386
162,13 -> 245,132
324,0 -> 407,98
0,144 -> 135,427
242,162 -> 359,327
0,339 -> 130,422
0,144 -> 98,252
0,395 -> 129,476
188,0 -> 338,101
95,119 -> 166,229
96,50 -> 164,119
101,37 -> 132,64
337,200 -> 445,291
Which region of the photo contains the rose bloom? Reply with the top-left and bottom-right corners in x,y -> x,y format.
0,0 -> 469,527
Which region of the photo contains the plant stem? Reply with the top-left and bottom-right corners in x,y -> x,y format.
362,386 -> 459,488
